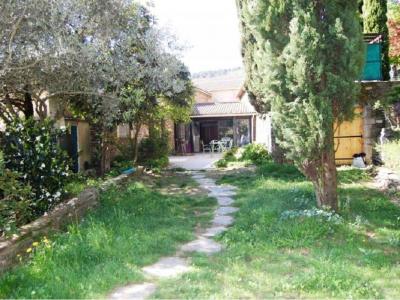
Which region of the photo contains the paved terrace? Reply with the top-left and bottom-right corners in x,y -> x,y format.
169,153 -> 223,170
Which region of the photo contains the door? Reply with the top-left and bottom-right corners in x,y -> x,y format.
69,125 -> 79,172
200,122 -> 218,145
334,107 -> 364,165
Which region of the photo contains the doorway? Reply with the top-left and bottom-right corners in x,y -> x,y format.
200,121 -> 218,144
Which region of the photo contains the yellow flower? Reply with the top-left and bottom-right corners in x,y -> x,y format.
26,248 -> 32,253
32,242 -> 39,247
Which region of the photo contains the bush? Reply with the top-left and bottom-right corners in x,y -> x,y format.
0,151 -> 33,235
3,118 -> 71,217
216,159 -> 228,168
240,143 -> 271,165
380,139 -> 400,173
223,147 -> 239,162
138,135 -> 169,169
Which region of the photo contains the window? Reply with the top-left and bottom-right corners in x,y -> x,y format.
234,118 -> 251,146
218,119 -> 234,139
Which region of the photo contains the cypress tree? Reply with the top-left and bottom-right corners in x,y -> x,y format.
237,1 -> 365,210
363,0 -> 390,80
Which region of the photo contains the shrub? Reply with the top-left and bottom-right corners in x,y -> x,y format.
216,159 -> 228,168
223,147 -> 239,162
0,151 -> 34,235
138,135 -> 169,169
380,139 -> 400,173
3,118 -> 71,217
240,143 -> 271,165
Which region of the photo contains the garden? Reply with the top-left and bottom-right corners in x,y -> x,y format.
152,161 -> 400,299
1,0 -> 400,298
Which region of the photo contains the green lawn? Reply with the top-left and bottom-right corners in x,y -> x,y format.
153,163 -> 400,299
0,174 -> 216,299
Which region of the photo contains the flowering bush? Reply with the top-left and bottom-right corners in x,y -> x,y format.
3,118 -> 71,217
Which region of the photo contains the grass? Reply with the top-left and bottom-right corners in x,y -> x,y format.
0,174 -> 216,299
153,163 -> 400,299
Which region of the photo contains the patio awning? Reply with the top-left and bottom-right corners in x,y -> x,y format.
191,102 -> 256,118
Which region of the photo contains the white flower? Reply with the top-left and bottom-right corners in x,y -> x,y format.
46,192 -> 51,197
40,163 -> 45,169
36,136 -> 41,142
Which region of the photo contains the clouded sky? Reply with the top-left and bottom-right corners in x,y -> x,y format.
148,0 -> 243,73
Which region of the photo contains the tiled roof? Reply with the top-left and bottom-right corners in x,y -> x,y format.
192,102 -> 256,117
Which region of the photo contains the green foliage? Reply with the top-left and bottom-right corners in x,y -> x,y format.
237,0 -> 365,209
216,159 -> 228,168
337,167 -> 371,184
374,85 -> 400,130
380,139 -> 400,173
388,0 -> 400,21
223,147 -> 239,162
217,145 -> 271,168
240,144 -> 271,165
138,136 -> 169,169
154,163 -> 400,299
363,0 -> 390,80
0,177 -> 215,298
0,152 -> 33,236
2,118 -> 71,217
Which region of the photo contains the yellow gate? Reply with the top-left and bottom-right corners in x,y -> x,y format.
334,107 -> 364,165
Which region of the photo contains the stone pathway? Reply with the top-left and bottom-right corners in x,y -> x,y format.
107,171 -> 238,300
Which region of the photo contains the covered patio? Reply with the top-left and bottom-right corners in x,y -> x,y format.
174,102 -> 257,154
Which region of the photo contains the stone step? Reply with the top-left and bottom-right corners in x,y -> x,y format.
108,282 -> 157,300
142,257 -> 191,278
216,206 -> 239,216
180,237 -> 223,254
202,226 -> 228,238
212,215 -> 234,227
216,197 -> 234,206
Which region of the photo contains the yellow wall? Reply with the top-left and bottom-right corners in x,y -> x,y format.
65,120 -> 92,171
334,107 -> 364,165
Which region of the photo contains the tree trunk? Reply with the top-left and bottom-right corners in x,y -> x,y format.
133,122 -> 142,163
313,150 -> 338,211
23,92 -> 34,118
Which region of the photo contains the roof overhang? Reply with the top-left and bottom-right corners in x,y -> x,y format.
191,113 -> 256,118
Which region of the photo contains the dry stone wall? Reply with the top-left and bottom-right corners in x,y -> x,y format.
0,170 -> 141,274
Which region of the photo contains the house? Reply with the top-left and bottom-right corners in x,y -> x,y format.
0,97 -> 92,173
175,32 -> 398,166
174,69 -> 271,154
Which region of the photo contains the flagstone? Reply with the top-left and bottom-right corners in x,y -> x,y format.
142,257 -> 191,278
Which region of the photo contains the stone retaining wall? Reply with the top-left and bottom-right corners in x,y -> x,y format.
0,170 -> 142,274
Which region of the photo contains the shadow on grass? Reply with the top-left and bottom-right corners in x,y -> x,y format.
0,178 -> 216,299
151,162 -> 400,298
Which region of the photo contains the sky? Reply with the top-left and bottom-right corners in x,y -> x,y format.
148,0 -> 243,73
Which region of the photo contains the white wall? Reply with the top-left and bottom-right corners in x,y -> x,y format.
255,113 -> 273,152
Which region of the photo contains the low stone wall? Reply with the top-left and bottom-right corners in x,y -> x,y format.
0,170 -> 142,274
